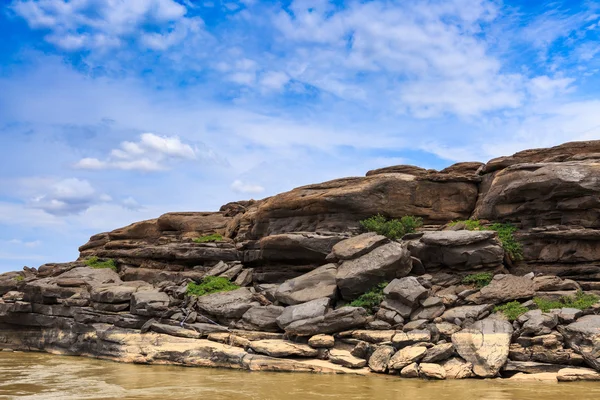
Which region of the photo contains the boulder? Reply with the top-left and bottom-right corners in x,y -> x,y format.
276,298 -> 330,329
380,299 -> 413,319
441,304 -> 493,322
352,330 -> 396,343
467,274 -> 535,304
237,306 -> 285,332
400,362 -> 420,378
557,367 -> 600,381
249,340 -> 318,358
519,310 -> 558,336
284,307 -> 368,336
130,290 -> 170,317
383,277 -> 428,307
408,230 -> 504,271
308,334 -> 335,348
558,315 -> 600,369
533,276 -> 581,292
233,269 -> 254,287
337,242 -> 412,300
440,357 -> 474,379
149,323 -> 202,339
552,308 -> 582,324
503,360 -> 568,374
329,349 -> 368,368
259,232 -> 346,262
275,264 -> 337,305
196,288 -> 259,321
452,317 -> 513,377
422,343 -> 454,363
331,233 -> 389,260
392,330 -> 431,346
388,345 -> 427,369
419,363 -> 446,379
368,345 -> 396,373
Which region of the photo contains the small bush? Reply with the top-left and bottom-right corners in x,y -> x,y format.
349,281 -> 388,314
494,301 -> 529,321
449,220 -> 523,261
534,291 -> 599,312
186,276 -> 239,297
14,275 -> 24,282
449,219 -> 483,230
193,233 -> 224,243
84,256 -> 117,272
360,214 -> 423,240
462,272 -> 493,288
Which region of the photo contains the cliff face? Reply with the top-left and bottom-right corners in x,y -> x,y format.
1,140 -> 600,381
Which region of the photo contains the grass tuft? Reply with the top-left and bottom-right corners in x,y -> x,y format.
186,276 -> 239,297
360,214 -> 423,240
533,291 -> 599,312
448,220 -> 523,261
14,275 -> 24,282
462,272 -> 493,288
349,281 -> 388,314
494,301 -> 529,321
193,233 -> 224,243
84,256 -> 117,272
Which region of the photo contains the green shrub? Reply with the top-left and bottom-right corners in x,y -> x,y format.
84,256 -> 117,272
462,272 -> 493,288
14,275 -> 24,282
494,301 -> 529,321
193,233 -> 224,243
360,214 -> 423,240
449,220 -> 523,261
534,291 -> 599,312
349,281 -> 388,314
186,276 -> 239,297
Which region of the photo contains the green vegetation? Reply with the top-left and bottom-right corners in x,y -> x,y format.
84,256 -> 117,272
448,220 -> 523,261
186,276 -> 239,297
193,233 -> 224,243
14,275 -> 24,282
360,214 -> 423,240
462,272 -> 493,288
494,301 -> 529,321
533,291 -> 599,312
349,281 -> 388,314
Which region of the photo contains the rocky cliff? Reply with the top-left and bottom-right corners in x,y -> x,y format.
1,140 -> 600,382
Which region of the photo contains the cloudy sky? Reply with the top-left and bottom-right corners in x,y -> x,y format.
1,0 -> 599,272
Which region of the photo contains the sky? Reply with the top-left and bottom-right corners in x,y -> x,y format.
0,0 -> 600,272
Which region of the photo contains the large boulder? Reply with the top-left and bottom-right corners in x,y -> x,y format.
467,274 -> 535,304
284,307 -> 368,336
130,290 -> 170,317
276,298 -> 330,329
237,306 -> 285,332
368,345 -> 396,373
249,340 -> 318,358
336,242 -> 412,300
383,277 -> 428,307
558,315 -> 600,370
452,317 -> 513,377
408,231 -> 504,271
330,233 -> 389,260
195,288 -> 259,322
259,232 -> 346,263
275,264 -> 338,305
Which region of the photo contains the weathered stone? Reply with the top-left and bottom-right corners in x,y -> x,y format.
384,277 -> 428,307
329,349 -> 367,368
380,299 -> 413,319
534,276 -> 581,292
441,304 -> 493,322
552,308 -> 583,324
558,315 -> 600,369
422,343 -> 454,363
205,261 -> 232,277
237,305 -> 285,332
520,310 -> 558,336
284,307 -> 368,336
388,345 -> 427,369
503,360 -> 569,374
275,264 -> 337,305
249,340 -> 318,358
219,264 -> 243,280
400,362 -> 420,378
207,333 -> 251,348
375,308 -> 404,326
436,322 -> 462,339
259,232 -> 346,263
403,319 -> 428,331
92,302 -> 130,312
308,334 -> 335,348
366,319 -> 392,330
130,291 -> 170,317
557,367 -> 600,381
410,304 -> 445,321
351,341 -> 372,359
392,330 -> 431,346
352,330 -> 396,343
337,242 -> 412,300
419,363 -> 446,379
196,288 -> 258,322
452,317 -> 513,377
467,275 -> 535,304
368,345 -> 396,373
233,268 -> 254,287
149,323 -> 202,339
440,357 -> 474,379
331,233 -> 389,260
276,298 -> 330,329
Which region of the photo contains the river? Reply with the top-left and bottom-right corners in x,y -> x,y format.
1,352 -> 600,399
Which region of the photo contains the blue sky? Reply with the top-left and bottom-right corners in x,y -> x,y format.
1,0 -> 600,272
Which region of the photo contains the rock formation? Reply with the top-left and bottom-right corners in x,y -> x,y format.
1,140 -> 600,381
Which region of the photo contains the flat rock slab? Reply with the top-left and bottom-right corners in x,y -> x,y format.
196,288 -> 258,320
275,264 -> 338,305
468,274 -> 535,304
331,233 -> 389,260
250,340 -> 318,358
441,304 -> 493,322
557,367 -> 600,381
384,277 -> 428,307
329,349 -> 367,368
284,307 -> 367,336
388,345 -> 427,370
276,298 -> 330,329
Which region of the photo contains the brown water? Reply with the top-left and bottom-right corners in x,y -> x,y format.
1,353 -> 600,400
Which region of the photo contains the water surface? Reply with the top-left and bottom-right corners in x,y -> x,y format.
1,352 -> 600,399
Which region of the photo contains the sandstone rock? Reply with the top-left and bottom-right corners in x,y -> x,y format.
149,323 -> 202,339
351,341 -> 373,359
533,276 -> 581,292
331,233 -> 389,260
552,308 -> 582,324
436,322 -> 462,339
375,308 -> 404,326
276,298 -> 330,329
249,340 -> 318,358
410,304 -> 445,321
452,317 -> 513,377
308,334 -> 335,348
422,343 -> 454,363
400,362 -> 420,378
329,349 -> 367,368
409,231 -> 504,271
275,263 -> 337,305
403,319 -> 428,331
233,268 -> 254,287
383,277 -> 428,307
380,299 -> 413,319
503,360 -> 568,374
207,333 -> 251,348
130,290 -> 170,317
337,242 -> 412,300
520,310 -> 558,336
205,261 -> 232,277
196,288 -> 258,321
366,319 -> 392,330
440,357 -> 474,379
368,345 -> 396,373
388,345 -> 427,369
259,232 -> 346,262
284,307 -> 368,336
219,264 -> 243,280
558,315 -> 600,369
352,330 -> 395,343
467,274 -> 535,304
237,305 -> 285,332
419,363 -> 446,379
557,367 -> 600,381
392,330 -> 431,346
441,304 -> 493,322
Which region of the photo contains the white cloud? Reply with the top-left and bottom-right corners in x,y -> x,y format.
7,239 -> 42,248
231,180 -> 265,194
28,177 -> 110,216
74,133 -> 201,171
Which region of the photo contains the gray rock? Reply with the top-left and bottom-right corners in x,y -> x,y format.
553,308 -> 583,324
452,317 -> 513,377
276,298 -> 330,329
351,341 -> 373,359
205,261 -> 232,277
504,360 -> 568,374
375,308 -> 404,326
308,334 -> 335,348
233,268 -> 254,287
196,288 -> 259,321
392,329 -> 431,346
150,323 -> 202,339
331,232 -> 389,260
388,345 -> 427,369
520,310 -> 558,336
441,304 -> 493,322
403,319 -> 429,331
237,305 -> 285,332
219,264 -> 243,280
400,362 -> 420,378
368,345 -> 396,373
422,343 -> 454,363
410,304 -> 445,321
384,277 -> 428,307
558,315 -> 600,369
337,242 -> 412,300
249,339 -> 318,358
440,357 -> 474,379
419,363 -> 447,379
275,264 -> 337,305
329,349 -> 367,368
90,285 -> 138,304
130,290 -> 170,317
533,276 -> 581,292
467,274 -> 535,304
380,298 -> 413,318
284,307 -> 368,336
